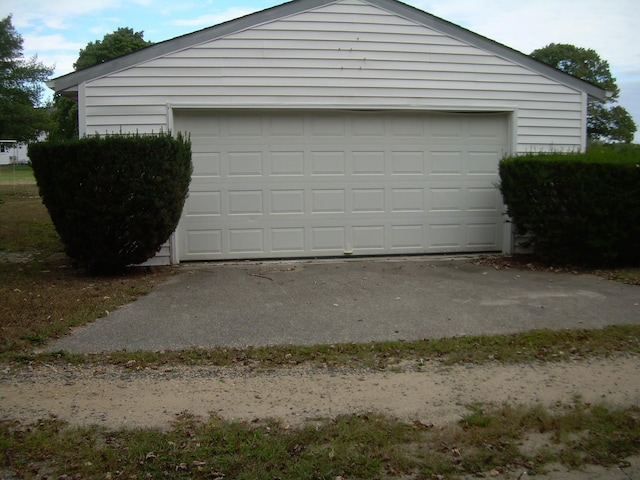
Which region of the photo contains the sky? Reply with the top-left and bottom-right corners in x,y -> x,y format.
3,0 -> 640,141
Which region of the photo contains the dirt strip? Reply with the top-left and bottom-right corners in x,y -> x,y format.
1,355 -> 638,430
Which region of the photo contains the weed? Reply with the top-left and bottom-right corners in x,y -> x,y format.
2,403 -> 638,479
18,333 -> 47,346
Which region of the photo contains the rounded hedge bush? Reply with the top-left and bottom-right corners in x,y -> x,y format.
29,132 -> 192,273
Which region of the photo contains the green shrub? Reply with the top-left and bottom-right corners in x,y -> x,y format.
29,132 -> 192,273
499,148 -> 640,267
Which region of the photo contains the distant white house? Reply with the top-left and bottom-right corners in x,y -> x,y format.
0,141 -> 30,165
48,0 -> 608,265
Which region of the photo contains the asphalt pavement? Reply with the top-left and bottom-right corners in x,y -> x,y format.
44,256 -> 640,353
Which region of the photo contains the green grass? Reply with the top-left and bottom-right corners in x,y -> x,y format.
35,324 -> 640,372
0,164 -> 35,183
0,165 -> 36,202
0,189 -> 58,253
2,401 -> 639,479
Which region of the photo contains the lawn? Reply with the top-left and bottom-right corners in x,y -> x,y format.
0,164 -> 36,185
1,167 -> 639,479
2,402 -> 639,479
0,169 -> 175,357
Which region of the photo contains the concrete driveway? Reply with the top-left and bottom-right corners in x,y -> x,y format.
45,256 -> 640,353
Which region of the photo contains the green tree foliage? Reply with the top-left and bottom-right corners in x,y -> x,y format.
47,96 -> 78,141
49,28 -> 153,140
588,104 -> 636,144
74,27 -> 153,71
0,15 -> 53,142
530,43 -> 637,143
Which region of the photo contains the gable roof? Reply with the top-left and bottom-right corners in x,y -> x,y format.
49,0 -> 608,101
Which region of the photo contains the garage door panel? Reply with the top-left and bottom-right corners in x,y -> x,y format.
352,151 -> 386,175
391,224 -> 424,249
311,226 -> 345,251
353,225 -> 386,250
269,151 -> 305,175
270,189 -> 305,214
192,152 -> 221,176
467,187 -> 502,212
429,188 -> 462,212
310,189 -> 345,214
467,151 -> 502,175
271,227 -> 305,253
430,151 -> 463,175
227,115 -> 263,137
430,116 -> 464,139
468,118 -> 506,140
174,111 -> 222,135
309,115 -> 347,137
186,229 -> 222,255
185,191 -> 222,216
390,115 -> 424,137
268,115 -> 304,137
311,151 -> 346,175
426,219 -> 502,250
467,222 -> 501,247
227,228 -> 263,253
391,151 -> 425,175
352,116 -> 385,137
428,223 -> 462,249
176,110 -> 508,261
391,188 -> 424,212
227,151 -> 264,176
352,188 -> 385,213
228,190 -> 263,215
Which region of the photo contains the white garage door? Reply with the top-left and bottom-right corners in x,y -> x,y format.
174,110 -> 508,261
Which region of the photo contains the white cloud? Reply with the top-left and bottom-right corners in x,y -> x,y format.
7,0 -> 116,30
23,34 -> 83,53
171,7 -> 258,28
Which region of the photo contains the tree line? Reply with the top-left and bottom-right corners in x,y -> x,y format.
0,15 -> 636,144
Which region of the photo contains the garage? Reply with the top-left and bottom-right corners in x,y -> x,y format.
175,109 -> 509,261
49,0 -> 606,264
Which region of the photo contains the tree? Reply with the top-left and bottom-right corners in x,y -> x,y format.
50,28 -> 153,140
0,15 -> 53,142
47,96 -> 78,141
530,43 -> 637,143
588,103 -> 637,144
74,27 -> 153,71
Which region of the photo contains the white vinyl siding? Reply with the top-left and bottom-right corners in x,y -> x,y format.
81,0 -> 585,152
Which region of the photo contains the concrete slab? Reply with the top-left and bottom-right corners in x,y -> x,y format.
44,257 -> 640,353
